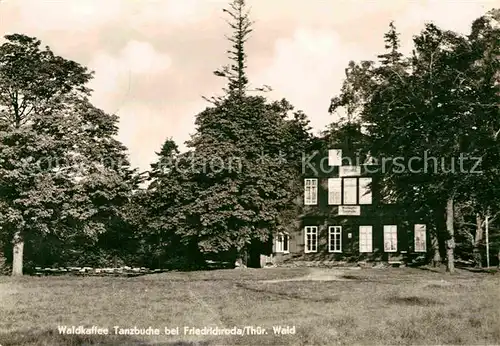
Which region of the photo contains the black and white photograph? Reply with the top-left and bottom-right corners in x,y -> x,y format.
0,0 -> 499,345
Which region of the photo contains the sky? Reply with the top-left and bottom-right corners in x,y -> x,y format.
0,0 -> 498,172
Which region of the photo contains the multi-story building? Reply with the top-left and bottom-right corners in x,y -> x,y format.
271,146 -> 429,265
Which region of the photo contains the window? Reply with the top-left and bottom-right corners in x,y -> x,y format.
359,226 -> 373,253
328,226 -> 342,252
331,178 -> 372,205
343,178 -> 357,205
414,224 -> 426,252
358,178 -> 372,205
328,149 -> 342,166
304,226 -> 318,253
328,178 -> 342,205
304,179 -> 318,205
384,225 -> 397,252
275,232 -> 289,253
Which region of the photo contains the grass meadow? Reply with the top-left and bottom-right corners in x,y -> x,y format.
0,267 -> 499,345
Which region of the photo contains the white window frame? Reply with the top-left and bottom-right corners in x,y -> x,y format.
304,226 -> 318,253
358,177 -> 372,205
304,178 -> 318,205
359,225 -> 373,253
328,178 -> 342,205
275,232 -> 290,254
384,225 -> 397,252
328,149 -> 342,166
414,224 -> 427,252
343,178 -> 357,205
328,226 -> 342,253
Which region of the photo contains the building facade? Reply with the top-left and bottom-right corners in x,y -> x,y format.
271,147 -> 429,265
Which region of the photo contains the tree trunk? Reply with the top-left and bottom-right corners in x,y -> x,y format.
188,241 -> 206,269
0,246 -> 7,275
485,212 -> 490,268
445,197 -> 455,273
431,227 -> 441,267
234,246 -> 247,269
473,213 -> 483,267
12,230 -> 24,276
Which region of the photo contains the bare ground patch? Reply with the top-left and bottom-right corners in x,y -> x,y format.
259,268 -> 360,283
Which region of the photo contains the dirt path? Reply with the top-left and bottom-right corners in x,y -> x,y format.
261,267 -> 360,283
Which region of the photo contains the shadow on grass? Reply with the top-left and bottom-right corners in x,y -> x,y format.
411,265 -> 446,273
235,282 -> 340,303
414,265 -> 499,276
340,274 -> 377,282
0,330 -> 212,346
387,296 -> 443,307
457,267 -> 499,274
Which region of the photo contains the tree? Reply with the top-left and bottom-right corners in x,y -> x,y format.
138,138 -> 206,269
364,24 -> 473,273
362,14 -> 499,272
452,9 -> 500,267
154,0 -> 313,267
327,14 -> 499,272
63,101 -> 141,267
0,34 -> 138,275
0,34 -> 91,275
212,0 -> 252,99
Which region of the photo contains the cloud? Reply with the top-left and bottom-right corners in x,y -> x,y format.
127,0 -> 226,34
254,27 -> 368,133
13,0 -> 220,33
114,100 -> 200,172
120,41 -> 172,74
88,40 -> 172,110
399,0 -> 495,35
16,0 -> 123,32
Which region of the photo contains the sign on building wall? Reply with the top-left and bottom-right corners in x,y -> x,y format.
339,166 -> 361,177
338,205 -> 361,216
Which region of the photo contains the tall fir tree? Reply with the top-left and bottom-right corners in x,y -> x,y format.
377,21 -> 404,66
